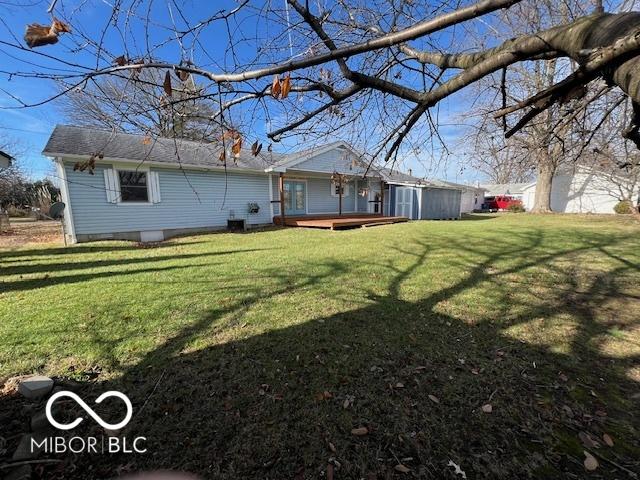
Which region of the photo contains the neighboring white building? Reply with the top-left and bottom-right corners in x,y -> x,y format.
522,166 -> 640,214
459,185 -> 486,213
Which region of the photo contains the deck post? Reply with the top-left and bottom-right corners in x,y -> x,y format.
380,180 -> 384,216
354,179 -> 358,213
338,175 -> 343,216
279,173 -> 285,225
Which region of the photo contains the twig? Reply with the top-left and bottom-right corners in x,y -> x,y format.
137,369 -> 166,416
47,0 -> 59,14
488,388 -> 498,402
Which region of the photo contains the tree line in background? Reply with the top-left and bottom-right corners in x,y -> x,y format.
0,164 -> 60,217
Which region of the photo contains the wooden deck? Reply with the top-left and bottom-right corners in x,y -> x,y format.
274,214 -> 408,230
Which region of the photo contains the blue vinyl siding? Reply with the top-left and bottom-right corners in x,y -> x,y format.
292,149 -> 370,175
65,161 -> 271,235
271,175 -> 357,215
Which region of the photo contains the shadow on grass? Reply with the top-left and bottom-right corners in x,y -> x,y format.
0,248 -> 273,278
0,248 -> 275,293
1,227 -> 639,479
0,240 -> 208,262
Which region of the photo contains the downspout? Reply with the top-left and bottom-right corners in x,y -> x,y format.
279,173 -> 286,225
268,174 -> 274,222
338,175 -> 343,216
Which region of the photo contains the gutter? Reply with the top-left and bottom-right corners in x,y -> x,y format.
43,152 -> 268,175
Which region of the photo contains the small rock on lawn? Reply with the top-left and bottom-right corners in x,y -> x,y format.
18,376 -> 54,400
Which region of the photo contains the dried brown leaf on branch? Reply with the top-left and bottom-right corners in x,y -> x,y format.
281,74 -> 291,99
24,18 -> 71,48
175,68 -> 190,82
222,129 -> 240,141
271,74 -> 281,98
232,136 -> 242,157
163,71 -> 172,96
251,140 -> 262,156
72,154 -> 98,175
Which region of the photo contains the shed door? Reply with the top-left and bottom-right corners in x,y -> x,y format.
396,187 -> 413,218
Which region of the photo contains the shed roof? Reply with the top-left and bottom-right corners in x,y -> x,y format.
378,168 -> 465,190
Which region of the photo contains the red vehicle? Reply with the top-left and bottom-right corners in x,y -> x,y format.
483,195 -> 521,211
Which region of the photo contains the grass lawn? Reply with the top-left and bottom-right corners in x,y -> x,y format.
1,214 -> 639,478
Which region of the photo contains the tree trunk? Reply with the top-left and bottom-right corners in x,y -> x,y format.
532,160 -> 555,213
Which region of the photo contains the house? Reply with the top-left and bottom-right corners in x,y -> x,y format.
521,165 -> 640,213
43,125 -> 463,243
0,150 -> 12,169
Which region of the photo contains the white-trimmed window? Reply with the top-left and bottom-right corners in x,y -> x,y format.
119,170 -> 149,202
104,166 -> 161,204
330,181 -> 349,197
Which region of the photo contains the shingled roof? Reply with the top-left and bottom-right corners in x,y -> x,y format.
43,125 -> 280,171
43,126 -> 456,189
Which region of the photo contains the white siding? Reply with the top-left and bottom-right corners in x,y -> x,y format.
460,189 -> 484,213
524,170 -> 639,214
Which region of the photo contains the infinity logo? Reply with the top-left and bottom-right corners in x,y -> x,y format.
45,391 -> 133,431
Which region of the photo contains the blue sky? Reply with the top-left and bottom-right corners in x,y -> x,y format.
0,0 -> 485,183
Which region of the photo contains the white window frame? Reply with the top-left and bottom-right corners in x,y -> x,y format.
330,180 -> 349,198
115,165 -> 152,206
